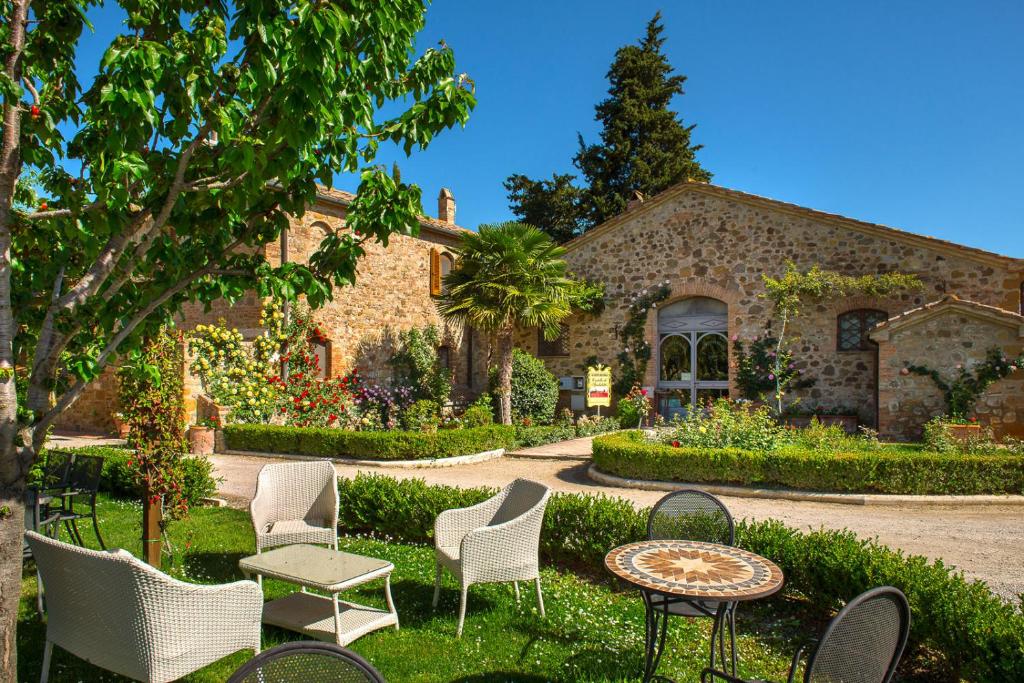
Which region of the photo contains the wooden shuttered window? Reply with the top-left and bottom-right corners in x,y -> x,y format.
429,248 -> 442,296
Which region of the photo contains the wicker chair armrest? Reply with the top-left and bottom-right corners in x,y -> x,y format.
249,489 -> 272,534
434,496 -> 503,548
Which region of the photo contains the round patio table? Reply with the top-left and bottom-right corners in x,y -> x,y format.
605,540 -> 784,682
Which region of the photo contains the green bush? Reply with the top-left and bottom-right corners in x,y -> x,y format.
592,431 -> 1024,495
46,446 -> 218,505
513,424 -> 576,448
224,424 -> 517,460
401,399 -> 440,432
574,414 -> 620,438
460,404 -> 493,428
336,472 -> 1024,681
491,348 -> 559,424
661,399 -> 785,451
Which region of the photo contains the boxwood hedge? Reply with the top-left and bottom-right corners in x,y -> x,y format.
337,472 -> 1024,681
223,424 -> 518,460
591,431 -> 1024,495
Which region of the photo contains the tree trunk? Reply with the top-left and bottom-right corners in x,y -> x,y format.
496,329 -> 514,426
142,493 -> 162,569
0,482 -> 25,682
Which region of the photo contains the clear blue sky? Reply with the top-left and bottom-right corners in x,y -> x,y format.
76,1 -> 1024,256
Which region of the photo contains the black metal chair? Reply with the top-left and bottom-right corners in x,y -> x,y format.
701,586 -> 911,683
53,453 -> 106,549
227,642 -> 386,682
646,489 -> 738,673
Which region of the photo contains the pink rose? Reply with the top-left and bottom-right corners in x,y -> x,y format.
640,389 -> 648,396
731,334 -> 739,342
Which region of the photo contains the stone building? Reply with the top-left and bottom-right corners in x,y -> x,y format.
57,187 -> 487,433
518,181 -> 1024,439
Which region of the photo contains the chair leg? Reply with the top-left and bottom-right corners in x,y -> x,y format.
40,641 -> 53,683
35,571 -> 44,619
535,577 -> 545,618
513,581 -> 521,603
456,586 -> 468,638
91,510 -> 106,550
432,561 -> 442,608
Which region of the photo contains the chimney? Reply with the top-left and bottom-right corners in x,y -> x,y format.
438,188 -> 456,225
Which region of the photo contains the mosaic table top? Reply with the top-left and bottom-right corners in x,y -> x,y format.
605,540 -> 784,601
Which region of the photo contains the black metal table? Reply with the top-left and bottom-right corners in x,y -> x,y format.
605,539 -> 784,682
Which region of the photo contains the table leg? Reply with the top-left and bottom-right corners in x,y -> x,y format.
709,603 -> 738,676
332,592 -> 343,645
640,591 -> 670,682
384,574 -> 399,630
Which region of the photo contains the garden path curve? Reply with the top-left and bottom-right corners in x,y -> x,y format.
203,436 -> 1024,602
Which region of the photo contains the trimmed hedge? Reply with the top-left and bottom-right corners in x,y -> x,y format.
45,446 -> 218,505
224,424 -> 517,460
592,431 -> 1024,495
337,472 -> 1024,681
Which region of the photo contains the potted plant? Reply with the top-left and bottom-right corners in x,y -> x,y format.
111,412 -> 131,439
783,406 -> 859,434
945,416 -> 983,443
188,416 -> 219,455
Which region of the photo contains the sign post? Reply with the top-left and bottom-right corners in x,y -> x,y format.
585,365 -> 612,415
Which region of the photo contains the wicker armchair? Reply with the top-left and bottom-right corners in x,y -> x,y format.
250,460 -> 338,554
702,586 -> 911,683
432,478 -> 550,637
26,531 -> 262,683
228,641 -> 386,682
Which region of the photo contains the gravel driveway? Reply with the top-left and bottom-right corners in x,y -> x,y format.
211,437 -> 1024,602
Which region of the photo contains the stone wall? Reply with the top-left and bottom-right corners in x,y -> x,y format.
873,302 -> 1024,440
524,184 -> 1023,435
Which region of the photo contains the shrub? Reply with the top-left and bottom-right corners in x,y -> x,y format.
402,399 -> 440,432
513,424 -> 576,449
460,404 -> 493,428
662,399 -> 785,451
46,446 -> 218,506
388,325 -> 453,404
491,349 -> 559,424
593,431 -> 1024,495
616,384 -> 652,428
336,472 -> 1024,681
224,424 -> 517,460
574,414 -> 620,438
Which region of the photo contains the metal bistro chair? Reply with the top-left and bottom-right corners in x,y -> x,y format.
228,642 -> 386,683
52,453 -> 107,549
646,489 -> 738,672
702,586 -> 911,683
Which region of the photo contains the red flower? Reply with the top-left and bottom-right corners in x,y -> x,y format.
671,440 -> 680,448
968,417 -> 978,423
640,389 -> 648,396
328,414 -> 337,423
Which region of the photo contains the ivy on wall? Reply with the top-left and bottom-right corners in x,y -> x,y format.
906,346 -> 1024,419
613,282 -> 672,397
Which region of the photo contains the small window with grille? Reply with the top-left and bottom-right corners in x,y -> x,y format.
537,323 -> 569,357
837,309 -> 887,351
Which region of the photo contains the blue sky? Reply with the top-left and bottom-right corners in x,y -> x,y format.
76,1 -> 1024,256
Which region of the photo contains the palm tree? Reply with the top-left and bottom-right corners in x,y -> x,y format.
438,222 -> 579,425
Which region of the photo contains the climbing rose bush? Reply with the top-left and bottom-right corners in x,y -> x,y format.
659,398 -> 785,451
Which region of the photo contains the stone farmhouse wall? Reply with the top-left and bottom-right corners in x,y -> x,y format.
524,184 -> 1023,439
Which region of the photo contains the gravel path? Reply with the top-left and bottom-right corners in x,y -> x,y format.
211,437 -> 1024,601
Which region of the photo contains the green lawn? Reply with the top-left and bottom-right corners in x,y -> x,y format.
20,497 -> 804,682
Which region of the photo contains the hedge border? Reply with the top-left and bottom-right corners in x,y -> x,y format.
337,472 -> 1024,682
591,431 -> 1024,496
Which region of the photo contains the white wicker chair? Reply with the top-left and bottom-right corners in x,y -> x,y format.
25,530 -> 262,683
432,478 -> 551,636
250,460 -> 339,554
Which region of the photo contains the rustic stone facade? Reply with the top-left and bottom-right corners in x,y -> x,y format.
522,182 -> 1024,439
60,187 -> 486,433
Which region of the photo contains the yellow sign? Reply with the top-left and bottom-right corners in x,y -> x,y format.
585,365 -> 612,408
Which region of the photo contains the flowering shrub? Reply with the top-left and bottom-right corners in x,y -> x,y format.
659,398 -> 785,452
733,334 -> 814,407
355,381 -> 414,430
616,384 -> 652,427
907,346 -> 1024,419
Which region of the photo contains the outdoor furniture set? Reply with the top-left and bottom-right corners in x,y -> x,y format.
606,489 -> 911,683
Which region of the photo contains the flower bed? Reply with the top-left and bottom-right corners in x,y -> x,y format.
223,424 -> 517,461
338,473 -> 1024,681
591,431 -> 1024,495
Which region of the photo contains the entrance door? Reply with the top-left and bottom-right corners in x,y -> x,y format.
656,297 -> 728,418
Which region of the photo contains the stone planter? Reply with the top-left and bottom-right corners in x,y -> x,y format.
188,426 -> 215,455
946,424 -> 982,443
112,414 -> 131,440
785,415 -> 859,434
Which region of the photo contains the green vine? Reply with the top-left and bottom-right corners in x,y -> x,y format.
906,346 -> 1024,418
613,283 -> 671,397
733,335 -> 815,402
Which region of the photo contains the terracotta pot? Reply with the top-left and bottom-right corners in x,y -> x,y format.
189,426 -> 215,455
112,415 -> 131,440
946,424 -> 982,443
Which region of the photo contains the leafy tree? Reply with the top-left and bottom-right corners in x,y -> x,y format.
506,12 -> 710,239
761,262 -> 922,414
438,223 -> 596,425
0,0 -> 474,673
503,172 -> 586,244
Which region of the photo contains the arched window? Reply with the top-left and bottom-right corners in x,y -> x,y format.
657,297 -> 729,417
837,309 -> 888,351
